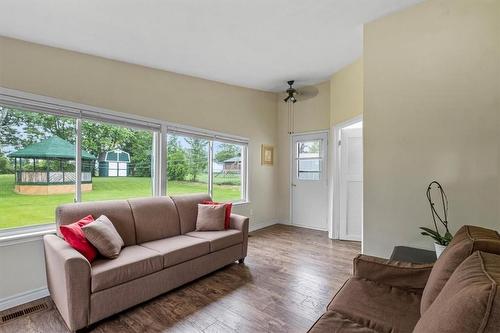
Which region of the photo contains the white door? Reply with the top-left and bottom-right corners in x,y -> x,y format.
118,163 -> 127,177
339,125 -> 363,241
108,162 -> 118,177
291,132 -> 328,230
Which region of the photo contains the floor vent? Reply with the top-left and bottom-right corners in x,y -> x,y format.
1,302 -> 48,324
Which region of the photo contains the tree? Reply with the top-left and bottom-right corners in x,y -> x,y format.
168,151 -> 188,180
166,135 -> 187,181
0,108 -> 75,150
0,152 -> 13,174
123,131 -> 153,177
81,122 -> 134,158
215,143 -> 240,163
184,137 -> 207,182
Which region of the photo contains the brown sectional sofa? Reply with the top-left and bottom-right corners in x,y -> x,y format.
43,194 -> 249,332
308,225 -> 500,333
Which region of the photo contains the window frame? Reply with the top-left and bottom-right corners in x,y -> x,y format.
164,130 -> 248,204
0,87 -> 249,239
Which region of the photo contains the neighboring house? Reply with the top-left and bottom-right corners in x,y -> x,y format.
98,149 -> 130,177
222,156 -> 241,173
213,162 -> 223,173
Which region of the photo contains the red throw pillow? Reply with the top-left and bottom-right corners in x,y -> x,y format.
59,215 -> 98,262
201,200 -> 232,229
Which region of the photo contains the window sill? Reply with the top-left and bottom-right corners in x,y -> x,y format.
232,200 -> 250,206
0,224 -> 56,247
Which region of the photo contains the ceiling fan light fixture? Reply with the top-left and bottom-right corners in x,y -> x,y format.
284,80 -> 297,103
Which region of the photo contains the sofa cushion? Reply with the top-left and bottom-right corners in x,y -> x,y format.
202,200 -> 233,229
421,225 -> 500,313
195,204 -> 226,231
140,235 -> 210,268
171,193 -> 212,234
91,245 -> 162,292
328,277 -> 421,333
414,251 -> 500,333
56,200 -> 137,246
308,311 -> 378,333
59,214 -> 97,262
128,197 -> 181,243
83,215 -> 124,259
186,230 -> 243,252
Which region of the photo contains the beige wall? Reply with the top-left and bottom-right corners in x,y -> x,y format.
330,58 -> 363,126
276,81 -> 331,222
364,0 -> 500,257
0,36 -> 279,302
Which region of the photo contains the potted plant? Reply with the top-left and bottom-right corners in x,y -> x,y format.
420,181 -> 453,257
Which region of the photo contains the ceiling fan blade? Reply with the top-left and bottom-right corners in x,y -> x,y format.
296,85 -> 319,101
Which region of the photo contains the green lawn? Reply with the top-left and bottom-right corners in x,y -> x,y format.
0,174 -> 241,230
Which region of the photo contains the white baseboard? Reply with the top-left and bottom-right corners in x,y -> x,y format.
0,287 -> 49,312
249,220 -> 279,232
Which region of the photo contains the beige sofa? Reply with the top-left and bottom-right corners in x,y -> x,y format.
43,194 -> 249,332
308,225 -> 500,333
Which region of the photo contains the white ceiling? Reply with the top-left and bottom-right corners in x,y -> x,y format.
0,0 -> 422,92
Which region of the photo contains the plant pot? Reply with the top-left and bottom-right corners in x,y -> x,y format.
434,243 -> 446,258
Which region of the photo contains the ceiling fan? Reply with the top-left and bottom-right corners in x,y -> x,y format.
283,80 -> 319,134
283,80 -> 319,103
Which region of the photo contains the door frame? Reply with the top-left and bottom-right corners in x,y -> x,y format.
329,115 -> 363,240
289,129 -> 329,231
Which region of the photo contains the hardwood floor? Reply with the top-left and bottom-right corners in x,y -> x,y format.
0,224 -> 360,333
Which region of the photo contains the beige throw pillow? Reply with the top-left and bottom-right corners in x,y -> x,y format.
82,215 -> 124,258
196,204 -> 226,231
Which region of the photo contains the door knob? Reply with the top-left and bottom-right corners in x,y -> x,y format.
291,183 -> 297,187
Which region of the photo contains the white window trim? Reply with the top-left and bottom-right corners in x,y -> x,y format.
0,87 -> 250,243
0,224 -> 56,246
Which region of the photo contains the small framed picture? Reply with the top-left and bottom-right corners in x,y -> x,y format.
261,144 -> 274,166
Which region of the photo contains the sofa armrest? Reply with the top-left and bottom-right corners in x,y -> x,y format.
43,234 -> 91,331
353,254 -> 433,290
229,214 -> 249,258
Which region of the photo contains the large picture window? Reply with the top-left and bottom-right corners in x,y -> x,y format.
212,141 -> 245,202
81,120 -> 154,202
166,133 -> 209,196
0,106 -> 77,229
0,97 -> 248,232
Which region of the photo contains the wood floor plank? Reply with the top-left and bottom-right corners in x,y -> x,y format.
0,224 -> 360,333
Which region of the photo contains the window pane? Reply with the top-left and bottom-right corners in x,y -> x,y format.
0,106 -> 76,229
297,140 -> 321,158
297,159 -> 321,181
166,134 -> 209,196
81,120 -> 154,201
212,142 -> 243,202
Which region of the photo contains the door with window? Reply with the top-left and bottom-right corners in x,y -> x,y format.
291,132 -> 328,230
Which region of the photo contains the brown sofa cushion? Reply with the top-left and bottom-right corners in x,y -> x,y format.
140,235 -> 210,268
414,251 -> 500,333
328,277 -> 421,333
82,215 -> 124,259
171,193 -> 212,234
56,200 -> 137,246
195,204 -> 226,231
91,245 -> 162,292
308,311 -> 378,333
353,254 -> 433,290
186,230 -> 243,252
128,197 -> 181,243
421,225 -> 500,314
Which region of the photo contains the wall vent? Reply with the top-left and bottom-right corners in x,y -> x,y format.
0,302 -> 48,324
